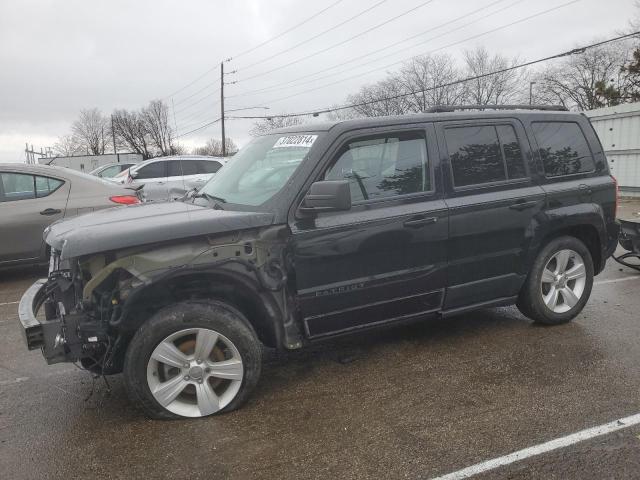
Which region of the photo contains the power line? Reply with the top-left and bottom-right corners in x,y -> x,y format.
175,118 -> 222,139
172,82 -> 220,107
231,0 -> 346,60
238,0 -> 434,82
236,0 -> 441,80
162,0 -> 345,100
226,31 -> 640,120
228,0 -> 516,98
175,99 -> 221,127
240,0 -> 581,108
237,0 -> 392,71
174,89 -> 221,116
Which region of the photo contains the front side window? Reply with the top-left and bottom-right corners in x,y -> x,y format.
324,131 -> 429,202
532,122 -> 595,177
199,133 -> 320,206
180,161 -> 199,176
1,173 -> 35,201
446,124 -> 527,188
135,161 -> 166,179
167,160 -> 183,177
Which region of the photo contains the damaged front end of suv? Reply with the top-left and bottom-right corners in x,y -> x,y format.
19,201 -> 302,378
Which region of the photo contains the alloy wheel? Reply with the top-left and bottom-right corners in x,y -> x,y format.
540,249 -> 587,314
146,328 -> 244,418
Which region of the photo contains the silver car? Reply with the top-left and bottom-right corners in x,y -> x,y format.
0,163 -> 141,268
89,162 -> 137,178
114,155 -> 227,201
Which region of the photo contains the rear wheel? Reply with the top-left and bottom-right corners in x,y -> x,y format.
123,301 -> 262,419
517,236 -> 594,325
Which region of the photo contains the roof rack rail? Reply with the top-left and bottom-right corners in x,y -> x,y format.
426,104 -> 568,113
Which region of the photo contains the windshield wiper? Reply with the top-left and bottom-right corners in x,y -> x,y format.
193,192 -> 226,209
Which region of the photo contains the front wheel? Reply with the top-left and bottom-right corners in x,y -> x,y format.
123,301 -> 262,419
517,236 -> 594,325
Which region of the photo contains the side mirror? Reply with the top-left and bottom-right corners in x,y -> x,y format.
300,180 -> 351,213
129,171 -> 139,179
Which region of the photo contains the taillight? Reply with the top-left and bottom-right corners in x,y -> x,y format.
611,175 -> 619,216
109,195 -> 140,205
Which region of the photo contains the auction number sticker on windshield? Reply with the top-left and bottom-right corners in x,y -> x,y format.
273,134 -> 318,149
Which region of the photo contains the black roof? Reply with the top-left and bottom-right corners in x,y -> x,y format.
270,106 -> 579,135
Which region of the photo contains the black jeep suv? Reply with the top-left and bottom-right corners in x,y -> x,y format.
19,106 -> 618,419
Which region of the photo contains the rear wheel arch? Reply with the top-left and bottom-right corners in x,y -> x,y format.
532,223 -> 603,274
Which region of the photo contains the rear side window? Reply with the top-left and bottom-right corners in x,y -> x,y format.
445,125 -> 526,187
1,173 -> 36,201
531,122 -> 595,177
197,160 -> 222,174
35,176 -> 64,198
135,161 -> 166,179
324,131 -> 430,202
98,165 -> 122,178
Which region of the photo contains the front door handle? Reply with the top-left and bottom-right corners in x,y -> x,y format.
403,216 -> 438,228
40,208 -> 61,216
509,200 -> 538,211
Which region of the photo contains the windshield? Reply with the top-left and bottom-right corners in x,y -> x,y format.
198,133 -> 320,206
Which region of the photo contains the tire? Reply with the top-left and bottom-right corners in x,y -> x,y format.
123,300 -> 262,420
517,236 -> 594,325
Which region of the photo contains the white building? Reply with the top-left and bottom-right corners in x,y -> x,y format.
38,152 -> 143,172
585,102 -> 640,196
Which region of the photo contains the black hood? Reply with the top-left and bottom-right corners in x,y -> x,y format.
44,201 -> 274,260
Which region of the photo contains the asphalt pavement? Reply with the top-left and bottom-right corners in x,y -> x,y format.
1,240 -> 640,479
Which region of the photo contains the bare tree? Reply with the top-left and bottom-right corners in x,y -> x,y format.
192,138 -> 238,156
71,108 -> 108,155
462,47 -> 526,105
112,109 -> 152,159
53,134 -> 82,157
143,100 -> 174,156
249,116 -> 307,136
398,54 -> 465,111
534,42 -> 633,110
347,77 -> 413,117
325,105 -> 362,121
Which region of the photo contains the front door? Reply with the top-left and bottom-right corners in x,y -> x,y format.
291,126 -> 448,338
0,172 -> 69,264
437,120 -> 546,310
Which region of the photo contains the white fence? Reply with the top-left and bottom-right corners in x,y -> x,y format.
585,103 -> 640,196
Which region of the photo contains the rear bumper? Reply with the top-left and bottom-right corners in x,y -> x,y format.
18,279 -> 48,350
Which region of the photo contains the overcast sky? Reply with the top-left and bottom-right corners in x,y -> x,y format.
0,0 -> 636,163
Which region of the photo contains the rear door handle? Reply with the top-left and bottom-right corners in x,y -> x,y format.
403,216 -> 438,228
40,208 -> 61,216
579,184 -> 593,194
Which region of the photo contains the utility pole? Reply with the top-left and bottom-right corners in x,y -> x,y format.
111,114 -> 117,155
220,62 -> 226,157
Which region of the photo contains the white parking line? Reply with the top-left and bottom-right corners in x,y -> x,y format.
0,301 -> 19,306
594,276 -> 640,286
429,413 -> 640,480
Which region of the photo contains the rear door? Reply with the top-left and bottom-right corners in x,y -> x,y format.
0,172 -> 69,264
194,160 -> 223,185
437,119 -> 546,310
291,125 -> 448,338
